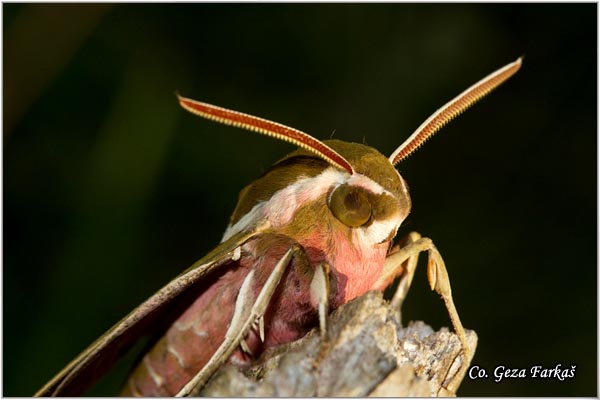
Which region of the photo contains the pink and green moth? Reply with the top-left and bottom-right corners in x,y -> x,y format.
36,58 -> 522,397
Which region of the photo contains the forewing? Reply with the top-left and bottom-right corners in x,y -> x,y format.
177,245 -> 295,396
35,229 -> 261,397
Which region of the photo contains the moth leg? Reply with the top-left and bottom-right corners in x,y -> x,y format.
311,263 -> 334,370
176,246 -> 297,397
371,231 -> 421,322
310,263 -> 330,340
373,233 -> 471,395
391,232 -> 422,315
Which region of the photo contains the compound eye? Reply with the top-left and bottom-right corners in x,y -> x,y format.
328,184 -> 372,227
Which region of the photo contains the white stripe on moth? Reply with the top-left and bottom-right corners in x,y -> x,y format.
172,320 -> 189,331
356,212 -> 403,245
264,168 -> 345,226
173,315 -> 205,332
345,173 -> 388,195
222,203 -> 262,241
222,167 -> 408,245
389,166 -> 410,200
221,170 -> 343,241
222,168 -> 399,242
166,345 -> 186,369
192,326 -> 209,338
143,356 -> 164,388
349,169 -> 407,245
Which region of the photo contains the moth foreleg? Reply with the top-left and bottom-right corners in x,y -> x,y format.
373,232 -> 472,395
390,232 -> 422,314
176,246 -> 296,397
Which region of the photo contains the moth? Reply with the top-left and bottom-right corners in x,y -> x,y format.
35,58 -> 521,397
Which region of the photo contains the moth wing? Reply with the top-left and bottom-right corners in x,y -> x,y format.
177,244 -> 295,396
35,228 -> 263,397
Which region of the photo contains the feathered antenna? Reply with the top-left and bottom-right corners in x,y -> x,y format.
389,57 -> 523,166
178,95 -> 354,174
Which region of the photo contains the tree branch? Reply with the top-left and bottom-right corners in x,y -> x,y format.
199,291 -> 477,397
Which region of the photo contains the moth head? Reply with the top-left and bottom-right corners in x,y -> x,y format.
267,139 -> 411,245
178,57 -> 522,244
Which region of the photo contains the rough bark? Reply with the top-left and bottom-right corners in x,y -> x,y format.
199,291 -> 477,397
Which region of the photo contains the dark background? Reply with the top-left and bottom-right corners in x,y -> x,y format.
4,4 -> 596,396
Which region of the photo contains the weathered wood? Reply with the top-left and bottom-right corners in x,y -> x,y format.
199,291 -> 477,397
